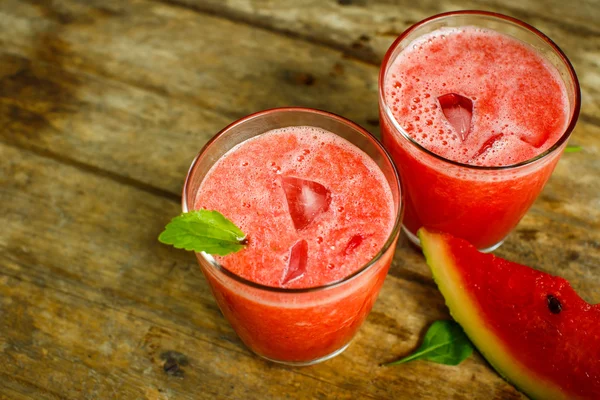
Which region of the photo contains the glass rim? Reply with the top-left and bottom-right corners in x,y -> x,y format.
378,9 -> 581,171
182,106 -> 404,294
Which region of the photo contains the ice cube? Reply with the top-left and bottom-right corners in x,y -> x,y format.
281,176 -> 332,231
438,93 -> 473,141
281,239 -> 308,285
471,134 -> 538,166
470,133 -> 504,161
519,132 -> 549,148
344,234 -> 364,255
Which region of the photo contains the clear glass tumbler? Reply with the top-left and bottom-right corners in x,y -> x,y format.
183,107 -> 403,365
378,11 -> 580,251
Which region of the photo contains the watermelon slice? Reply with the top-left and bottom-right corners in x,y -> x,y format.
419,228 -> 600,400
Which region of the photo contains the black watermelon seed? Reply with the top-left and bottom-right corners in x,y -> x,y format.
547,294 -> 562,314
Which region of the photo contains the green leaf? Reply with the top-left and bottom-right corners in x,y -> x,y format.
158,210 -> 247,256
564,145 -> 582,153
384,320 -> 473,366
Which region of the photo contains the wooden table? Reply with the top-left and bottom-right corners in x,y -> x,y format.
1,1 -> 598,398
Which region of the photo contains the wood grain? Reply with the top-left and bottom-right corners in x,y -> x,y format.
0,0 -> 598,398
161,0 -> 600,120
0,0 -> 597,290
1,142 -> 524,399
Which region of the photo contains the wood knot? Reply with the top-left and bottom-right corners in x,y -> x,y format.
293,72 -> 315,86
566,250 -> 580,261
337,0 -> 367,5
518,229 -> 538,242
160,351 -> 189,377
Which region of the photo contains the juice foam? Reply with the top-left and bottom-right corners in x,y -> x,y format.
195,126 -> 395,289
384,27 -> 569,166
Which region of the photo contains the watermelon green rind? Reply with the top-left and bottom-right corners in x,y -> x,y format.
419,228 -> 598,400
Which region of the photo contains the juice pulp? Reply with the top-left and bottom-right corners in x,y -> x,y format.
381,26 -> 570,249
194,126 -> 396,362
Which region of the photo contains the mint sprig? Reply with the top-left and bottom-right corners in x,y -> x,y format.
159,210 -> 247,256
384,320 -> 473,366
564,145 -> 582,153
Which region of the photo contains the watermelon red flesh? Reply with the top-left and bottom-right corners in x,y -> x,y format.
419,228 -> 600,400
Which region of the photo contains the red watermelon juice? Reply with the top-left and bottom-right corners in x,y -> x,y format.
183,108 -> 402,365
379,11 -> 580,251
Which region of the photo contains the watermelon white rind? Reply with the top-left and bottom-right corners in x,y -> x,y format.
419,228 -> 600,400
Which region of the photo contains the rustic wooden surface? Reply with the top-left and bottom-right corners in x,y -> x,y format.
0,0 -> 598,398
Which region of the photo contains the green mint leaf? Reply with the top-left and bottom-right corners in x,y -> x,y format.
384,320 -> 473,366
159,210 -> 247,256
564,145 -> 581,153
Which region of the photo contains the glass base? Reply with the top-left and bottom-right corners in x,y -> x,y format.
257,341 -> 352,366
403,225 -> 505,253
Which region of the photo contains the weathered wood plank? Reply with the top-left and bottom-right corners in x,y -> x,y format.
0,0 -> 597,317
161,0 -> 600,121
161,0 -> 600,42
0,51 -> 227,198
0,0 -> 596,296
0,373 -> 62,400
0,0 -> 598,398
0,0 -> 377,196
0,0 -> 597,232
2,50 -> 596,299
0,0 -> 382,129
0,141 -> 525,398
0,272 -> 374,400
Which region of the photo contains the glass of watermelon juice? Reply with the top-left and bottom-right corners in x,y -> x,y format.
379,11 -> 580,251
183,108 -> 403,365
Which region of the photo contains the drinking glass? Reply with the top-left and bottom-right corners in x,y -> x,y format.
183,107 -> 403,365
